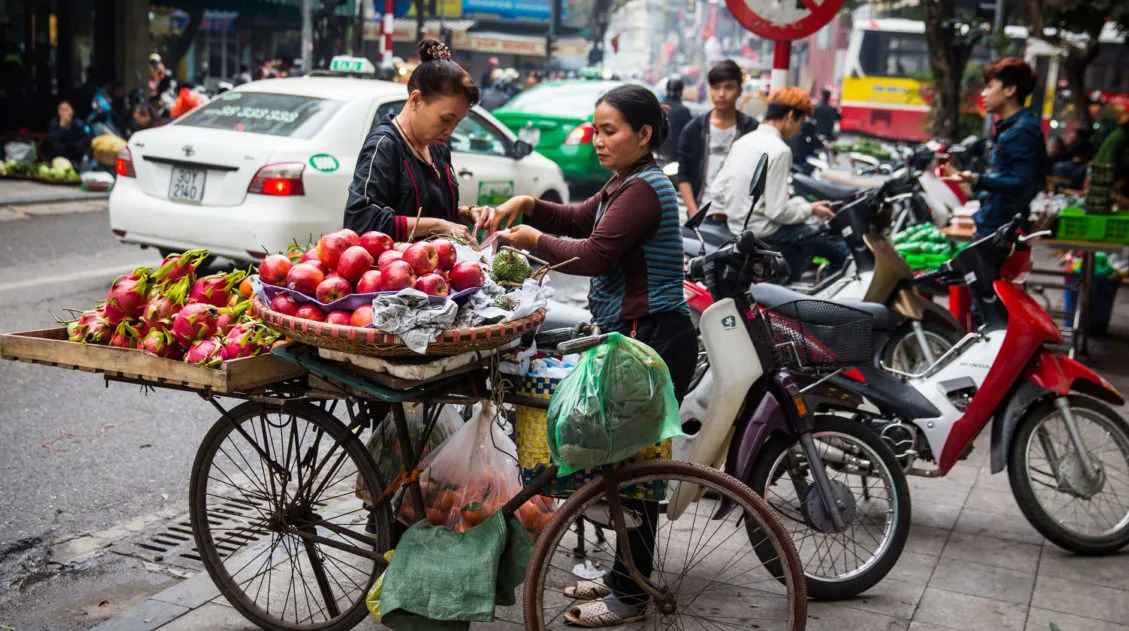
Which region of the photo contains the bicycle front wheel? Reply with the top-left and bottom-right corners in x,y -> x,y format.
523,460 -> 806,631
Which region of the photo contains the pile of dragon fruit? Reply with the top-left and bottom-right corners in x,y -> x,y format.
259,228 -> 485,327
61,250 -> 279,367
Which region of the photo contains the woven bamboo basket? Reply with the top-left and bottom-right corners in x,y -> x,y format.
252,297 -> 544,357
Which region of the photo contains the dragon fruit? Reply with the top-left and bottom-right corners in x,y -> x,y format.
189,269 -> 248,308
104,267 -> 152,324
184,338 -> 229,367
151,249 -> 209,289
61,306 -> 114,344
223,323 -> 280,359
109,321 -> 141,348
141,278 -> 189,332
215,298 -> 253,336
138,328 -> 183,360
170,303 -> 218,348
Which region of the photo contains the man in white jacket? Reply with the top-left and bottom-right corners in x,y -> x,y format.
712,87 -> 849,282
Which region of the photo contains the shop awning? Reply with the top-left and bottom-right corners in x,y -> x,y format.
378,18 -> 478,42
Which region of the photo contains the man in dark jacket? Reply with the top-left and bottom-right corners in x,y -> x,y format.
945,57 -> 1047,237
661,75 -> 691,164
812,89 -> 840,140
676,60 -> 757,218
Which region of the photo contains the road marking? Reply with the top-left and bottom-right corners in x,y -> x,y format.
0,259 -> 153,293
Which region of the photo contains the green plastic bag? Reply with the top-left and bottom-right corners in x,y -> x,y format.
546,332 -> 684,476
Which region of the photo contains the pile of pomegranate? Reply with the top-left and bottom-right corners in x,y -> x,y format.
62,249 -> 279,367
260,229 -> 486,327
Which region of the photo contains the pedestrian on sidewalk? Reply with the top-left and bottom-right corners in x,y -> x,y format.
49,100 -> 87,167
675,59 -> 757,219
944,57 -> 1047,237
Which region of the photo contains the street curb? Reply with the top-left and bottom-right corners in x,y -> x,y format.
0,191 -> 110,206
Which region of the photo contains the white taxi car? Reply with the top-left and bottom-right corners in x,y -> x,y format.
109,57 -> 568,263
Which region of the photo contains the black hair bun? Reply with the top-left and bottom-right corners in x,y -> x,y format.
417,38 -> 452,63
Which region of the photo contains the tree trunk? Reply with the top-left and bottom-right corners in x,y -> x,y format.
1061,39 -> 1102,131
921,0 -> 961,140
166,10 -> 204,74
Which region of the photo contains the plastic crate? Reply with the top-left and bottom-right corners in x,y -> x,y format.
1056,206 -> 1129,244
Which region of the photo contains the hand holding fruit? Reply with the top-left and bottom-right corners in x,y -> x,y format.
485,196 -> 533,233
497,224 -> 542,251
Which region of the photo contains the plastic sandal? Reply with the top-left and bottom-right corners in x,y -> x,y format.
563,599 -> 645,627
563,578 -> 613,600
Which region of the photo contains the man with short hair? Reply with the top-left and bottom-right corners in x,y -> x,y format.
661,75 -> 691,164
812,88 -> 840,140
676,59 -> 758,218
711,87 -> 848,282
945,57 -> 1047,237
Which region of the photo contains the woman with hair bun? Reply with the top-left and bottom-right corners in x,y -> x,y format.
474,83 -> 695,627
343,38 -> 482,242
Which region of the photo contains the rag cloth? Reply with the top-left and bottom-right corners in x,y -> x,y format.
372,289 -> 458,354
377,512 -> 532,630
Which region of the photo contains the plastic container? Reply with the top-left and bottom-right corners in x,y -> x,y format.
1056,206 -> 1129,244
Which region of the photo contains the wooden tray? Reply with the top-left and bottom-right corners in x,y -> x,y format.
0,328 -> 306,394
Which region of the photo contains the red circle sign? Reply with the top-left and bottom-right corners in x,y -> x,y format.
726,0 -> 845,41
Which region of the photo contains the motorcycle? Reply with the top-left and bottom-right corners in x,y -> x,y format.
827,215 -> 1129,554
672,155 -> 912,599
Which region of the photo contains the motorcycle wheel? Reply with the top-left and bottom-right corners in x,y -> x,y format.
1008,395 -> 1129,555
880,317 -> 964,374
747,415 -> 911,600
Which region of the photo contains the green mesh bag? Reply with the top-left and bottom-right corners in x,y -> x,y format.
546,332 -> 683,475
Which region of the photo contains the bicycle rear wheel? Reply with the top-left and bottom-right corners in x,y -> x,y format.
523,460 -> 806,630
189,401 -> 392,631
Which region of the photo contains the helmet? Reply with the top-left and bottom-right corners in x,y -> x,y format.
666,75 -> 684,98
488,57 -> 500,67
148,52 -> 162,64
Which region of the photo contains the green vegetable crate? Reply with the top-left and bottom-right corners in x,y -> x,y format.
1055,206 -> 1129,244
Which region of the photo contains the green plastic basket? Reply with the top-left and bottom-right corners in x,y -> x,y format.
1056,206 -> 1129,244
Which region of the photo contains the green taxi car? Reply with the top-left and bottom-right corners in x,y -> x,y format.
491,80 -> 626,184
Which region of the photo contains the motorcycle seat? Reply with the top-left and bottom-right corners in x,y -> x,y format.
749,283 -> 904,333
792,172 -> 860,202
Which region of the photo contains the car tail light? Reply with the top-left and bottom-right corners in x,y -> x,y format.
115,147 -> 136,177
563,122 -> 594,145
248,162 -> 305,196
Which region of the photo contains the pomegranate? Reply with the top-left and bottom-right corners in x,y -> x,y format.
336,228 -> 360,246
403,242 -> 438,276
258,254 -> 292,285
184,338 -> 229,367
295,304 -> 326,322
152,249 -> 208,288
432,240 -> 457,271
416,273 -> 449,298
315,277 -> 353,303
109,321 -> 141,348
269,293 -> 300,316
189,270 -> 246,308
139,329 -> 183,360
326,310 -> 352,326
316,232 -> 351,269
351,305 -> 374,327
377,250 -> 404,269
286,263 -> 325,295
337,246 -> 374,284
171,303 -> 218,348
104,268 -> 152,323
359,231 -> 394,258
448,261 -> 485,291
379,260 -> 416,291
356,270 -> 382,294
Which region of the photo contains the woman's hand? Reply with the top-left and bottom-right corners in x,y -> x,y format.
497,224 -> 542,251
486,196 -> 533,233
435,219 -> 476,245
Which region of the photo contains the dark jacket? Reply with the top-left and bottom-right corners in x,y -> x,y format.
812,102 -> 840,139
973,107 -> 1047,237
343,116 -> 459,241
675,110 -> 757,204
661,97 -> 692,163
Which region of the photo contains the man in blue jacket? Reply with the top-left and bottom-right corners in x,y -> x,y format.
946,58 -> 1047,237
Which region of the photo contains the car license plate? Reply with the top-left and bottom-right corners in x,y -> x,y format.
169,167 -> 206,204
519,126 -> 541,147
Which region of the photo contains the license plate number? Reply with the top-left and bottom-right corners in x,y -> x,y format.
519,127 -> 540,147
169,167 -> 206,203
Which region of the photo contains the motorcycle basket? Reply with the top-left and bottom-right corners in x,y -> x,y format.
762,300 -> 873,372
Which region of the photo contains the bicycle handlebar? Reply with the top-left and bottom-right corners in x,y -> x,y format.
557,333 -> 610,355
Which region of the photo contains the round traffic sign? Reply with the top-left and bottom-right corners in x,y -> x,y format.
725,0 -> 845,41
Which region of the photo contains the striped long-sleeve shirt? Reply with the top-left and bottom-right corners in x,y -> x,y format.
531,160 -> 688,331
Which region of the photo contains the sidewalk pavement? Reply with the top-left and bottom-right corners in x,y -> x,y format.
0,179 -> 109,206
91,257 -> 1129,631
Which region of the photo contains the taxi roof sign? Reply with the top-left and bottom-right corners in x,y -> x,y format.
329,56 -> 376,75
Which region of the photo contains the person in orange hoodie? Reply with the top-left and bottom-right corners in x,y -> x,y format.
170,83 -> 207,119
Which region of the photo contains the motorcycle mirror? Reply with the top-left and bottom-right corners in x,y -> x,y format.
742,154 -> 770,232
685,200 -> 712,230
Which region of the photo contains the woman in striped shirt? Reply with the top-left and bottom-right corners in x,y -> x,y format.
475,84 -> 695,627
